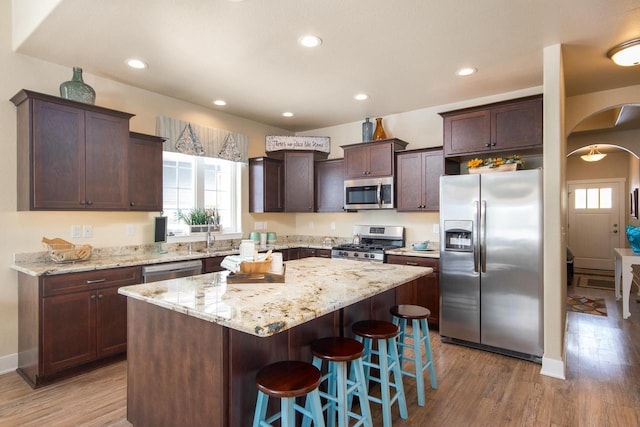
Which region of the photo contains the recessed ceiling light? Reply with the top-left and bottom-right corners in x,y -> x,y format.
298,35 -> 322,48
282,112 -> 294,117
213,99 -> 227,106
354,93 -> 369,101
126,58 -> 148,69
456,67 -> 477,76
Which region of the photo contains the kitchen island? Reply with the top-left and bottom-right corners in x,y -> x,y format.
118,257 -> 432,427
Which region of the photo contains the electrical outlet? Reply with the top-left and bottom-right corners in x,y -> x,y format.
433,224 -> 440,234
255,222 -> 263,230
309,221 -> 314,229
126,224 -> 134,236
82,225 -> 93,238
71,225 -> 81,238
330,222 -> 336,230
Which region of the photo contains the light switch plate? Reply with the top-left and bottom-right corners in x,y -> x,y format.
433,224 -> 440,234
71,225 -> 81,238
82,225 -> 93,238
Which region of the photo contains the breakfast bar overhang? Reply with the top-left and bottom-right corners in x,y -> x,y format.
118,257 -> 432,427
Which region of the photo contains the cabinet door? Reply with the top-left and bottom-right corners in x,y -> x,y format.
396,151 -> 424,211
443,110 -> 491,156
423,151 -> 444,211
249,157 -> 284,212
84,111 -> 130,209
129,132 -> 164,211
315,159 -> 344,212
204,256 -> 226,273
31,100 -> 86,209
96,287 -> 127,357
301,248 -> 332,258
491,97 -> 542,150
284,152 -> 314,212
42,292 -> 96,374
367,143 -> 394,177
344,146 -> 368,179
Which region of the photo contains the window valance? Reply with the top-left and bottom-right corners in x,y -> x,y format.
156,116 -> 248,163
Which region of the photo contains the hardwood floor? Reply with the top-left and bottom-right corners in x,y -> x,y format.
1,279 -> 639,426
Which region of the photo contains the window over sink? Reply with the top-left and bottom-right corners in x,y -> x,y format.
162,151 -> 241,236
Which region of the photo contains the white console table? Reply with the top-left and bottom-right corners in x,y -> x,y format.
613,248 -> 640,319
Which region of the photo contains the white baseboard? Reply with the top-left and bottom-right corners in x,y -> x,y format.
0,353 -> 18,375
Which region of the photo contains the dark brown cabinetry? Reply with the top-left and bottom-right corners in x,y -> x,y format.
11,90 -> 134,211
386,255 -> 440,328
396,148 -> 458,212
128,132 -> 164,211
249,157 -> 284,213
342,138 -> 408,179
283,151 -> 315,212
204,256 -> 226,273
441,95 -> 542,158
300,248 -> 332,258
315,158 -> 345,212
17,266 -> 141,387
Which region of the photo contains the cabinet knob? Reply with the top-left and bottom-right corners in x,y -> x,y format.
98,294 -> 104,299
130,201 -> 135,207
90,294 -> 96,300
491,142 -> 496,146
485,143 -> 491,147
80,200 -> 85,205
86,200 -> 93,206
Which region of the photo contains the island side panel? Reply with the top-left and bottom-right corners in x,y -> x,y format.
228,311 -> 338,427
17,272 -> 40,387
126,298 -> 229,427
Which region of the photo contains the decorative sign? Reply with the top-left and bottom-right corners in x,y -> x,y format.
265,136 -> 331,153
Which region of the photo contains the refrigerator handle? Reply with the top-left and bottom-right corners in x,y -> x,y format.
473,201 -> 480,273
481,200 -> 487,273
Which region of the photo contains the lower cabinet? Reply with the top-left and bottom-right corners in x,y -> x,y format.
18,266 -> 141,387
204,256 -> 226,273
300,248 -> 332,258
386,255 -> 440,328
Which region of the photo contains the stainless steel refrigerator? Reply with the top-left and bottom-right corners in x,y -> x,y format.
439,169 -> 543,362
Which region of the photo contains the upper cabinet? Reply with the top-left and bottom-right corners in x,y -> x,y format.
440,95 -> 542,158
342,138 -> 408,179
128,132 -> 165,211
249,157 -> 284,213
283,151 -> 316,212
315,158 -> 345,212
396,148 -> 458,212
11,90 -> 135,211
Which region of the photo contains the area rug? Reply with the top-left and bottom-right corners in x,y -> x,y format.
567,295 -> 607,316
577,274 -> 615,291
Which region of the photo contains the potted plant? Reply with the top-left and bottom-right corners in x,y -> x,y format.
467,155 -> 524,174
178,208 -> 221,234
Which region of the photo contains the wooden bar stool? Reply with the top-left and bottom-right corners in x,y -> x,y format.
253,360 -> 326,427
390,304 -> 438,407
306,337 -> 373,427
352,320 -> 408,427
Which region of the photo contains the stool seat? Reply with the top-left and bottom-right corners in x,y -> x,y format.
256,361 -> 322,398
390,304 -> 431,320
352,320 -> 399,340
311,337 -> 364,361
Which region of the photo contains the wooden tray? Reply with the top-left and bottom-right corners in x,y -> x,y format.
226,265 -> 285,284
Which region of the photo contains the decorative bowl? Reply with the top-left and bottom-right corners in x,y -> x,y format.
412,241 -> 430,251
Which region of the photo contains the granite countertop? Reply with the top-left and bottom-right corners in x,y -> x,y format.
386,247 -> 440,258
11,242 -> 336,277
118,257 -> 432,337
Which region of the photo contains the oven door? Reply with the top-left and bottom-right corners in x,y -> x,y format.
344,176 -> 394,209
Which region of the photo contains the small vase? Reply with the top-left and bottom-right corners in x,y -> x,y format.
362,117 -> 373,142
60,67 -> 96,105
372,117 -> 387,140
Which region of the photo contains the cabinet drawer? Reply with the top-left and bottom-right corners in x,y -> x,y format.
42,266 -> 141,297
386,255 -> 439,272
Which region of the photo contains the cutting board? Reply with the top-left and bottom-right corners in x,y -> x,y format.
226,265 -> 286,284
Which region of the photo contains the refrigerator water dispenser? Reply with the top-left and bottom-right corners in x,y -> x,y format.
444,220 -> 473,252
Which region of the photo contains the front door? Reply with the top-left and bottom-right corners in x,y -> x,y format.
567,179 -> 625,270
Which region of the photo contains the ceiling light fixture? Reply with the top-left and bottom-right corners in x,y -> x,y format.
456,67 -> 477,76
607,38 -> 640,66
282,112 -> 294,117
580,146 -> 607,162
213,99 -> 227,106
354,93 -> 369,101
126,58 -> 148,69
298,35 -> 322,48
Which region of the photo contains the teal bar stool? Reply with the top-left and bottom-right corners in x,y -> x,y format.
307,337 -> 373,427
352,320 -> 408,427
253,360 -> 326,427
390,304 -> 438,407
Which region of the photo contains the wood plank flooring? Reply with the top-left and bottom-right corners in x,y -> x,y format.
1,279 -> 639,426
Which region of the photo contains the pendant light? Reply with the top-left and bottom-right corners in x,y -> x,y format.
607,38 -> 640,66
581,146 -> 607,162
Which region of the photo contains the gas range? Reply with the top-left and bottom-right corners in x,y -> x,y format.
331,225 -> 404,263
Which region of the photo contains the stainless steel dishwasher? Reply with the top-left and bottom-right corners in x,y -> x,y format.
141,260 -> 203,283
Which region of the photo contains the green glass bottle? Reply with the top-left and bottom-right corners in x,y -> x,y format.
60,67 -> 96,104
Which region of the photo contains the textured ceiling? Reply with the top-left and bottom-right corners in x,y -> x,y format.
13,0 -> 640,132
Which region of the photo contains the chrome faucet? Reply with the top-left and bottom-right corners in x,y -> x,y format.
206,217 -> 215,251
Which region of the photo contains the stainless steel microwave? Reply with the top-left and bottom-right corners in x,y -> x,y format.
344,176 -> 394,210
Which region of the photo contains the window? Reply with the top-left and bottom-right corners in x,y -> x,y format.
574,187 -> 612,210
163,151 -> 241,234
